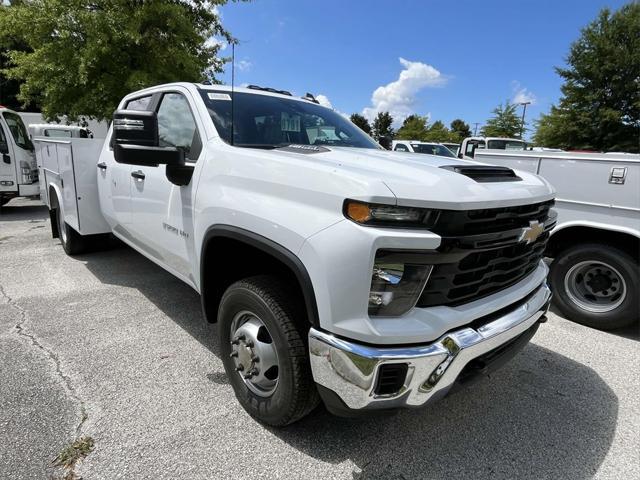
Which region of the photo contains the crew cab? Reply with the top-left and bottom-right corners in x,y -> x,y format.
38,83 -> 555,426
0,106 -> 39,207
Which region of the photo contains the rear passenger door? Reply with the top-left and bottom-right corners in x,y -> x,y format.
128,90 -> 203,284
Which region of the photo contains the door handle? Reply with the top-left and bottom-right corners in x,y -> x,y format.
97,162 -> 107,170
131,170 -> 145,181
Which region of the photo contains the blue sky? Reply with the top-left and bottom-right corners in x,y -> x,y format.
216,0 -> 630,136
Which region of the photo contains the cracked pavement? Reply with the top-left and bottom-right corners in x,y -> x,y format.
0,198 -> 639,480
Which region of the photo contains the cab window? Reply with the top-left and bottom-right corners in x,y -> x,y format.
156,93 -> 202,161
394,143 -> 409,152
44,129 -> 73,138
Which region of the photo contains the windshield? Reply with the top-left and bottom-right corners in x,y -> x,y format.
200,90 -> 380,150
2,112 -> 34,151
487,139 -> 525,150
410,143 -> 457,158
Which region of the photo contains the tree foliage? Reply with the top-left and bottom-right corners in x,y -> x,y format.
424,120 -> 454,142
481,101 -> 522,138
372,111 -> 394,140
0,0 -> 241,121
395,114 -> 428,140
350,113 -> 372,135
533,4 -> 640,152
450,119 -> 471,140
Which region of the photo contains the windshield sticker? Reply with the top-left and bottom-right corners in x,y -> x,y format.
281,113 -> 301,132
207,92 -> 232,101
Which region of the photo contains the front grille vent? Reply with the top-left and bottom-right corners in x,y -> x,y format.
374,364 -> 408,396
440,165 -> 522,183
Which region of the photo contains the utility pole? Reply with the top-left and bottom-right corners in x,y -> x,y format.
473,123 -> 480,136
519,101 -> 531,139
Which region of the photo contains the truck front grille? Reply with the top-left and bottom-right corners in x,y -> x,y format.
417,234 -> 548,307
416,201 -> 555,308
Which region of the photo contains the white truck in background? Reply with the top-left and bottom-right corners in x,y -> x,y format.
37,82 -> 556,426
474,149 -> 639,330
0,106 -> 39,207
459,137 -> 527,160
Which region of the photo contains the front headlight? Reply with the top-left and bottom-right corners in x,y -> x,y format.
368,250 -> 433,317
344,199 -> 439,228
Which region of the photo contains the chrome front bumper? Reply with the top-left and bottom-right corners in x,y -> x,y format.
309,283 -> 552,412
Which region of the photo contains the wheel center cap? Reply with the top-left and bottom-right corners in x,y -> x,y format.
588,274 -> 612,293
237,344 -> 253,370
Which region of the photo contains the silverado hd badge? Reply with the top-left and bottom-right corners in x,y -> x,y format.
520,220 -> 544,244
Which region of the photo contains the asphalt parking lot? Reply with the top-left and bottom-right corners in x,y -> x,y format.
1,198 -> 638,480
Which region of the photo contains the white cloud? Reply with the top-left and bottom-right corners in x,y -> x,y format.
237,59 -> 252,72
315,94 -> 333,109
206,36 -> 227,51
512,81 -> 537,105
362,58 -> 446,127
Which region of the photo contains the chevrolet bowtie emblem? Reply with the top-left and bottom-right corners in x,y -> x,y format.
520,220 -> 544,244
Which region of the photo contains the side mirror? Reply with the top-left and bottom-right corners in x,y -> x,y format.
0,141 -> 8,155
112,109 -> 184,167
378,135 -> 392,150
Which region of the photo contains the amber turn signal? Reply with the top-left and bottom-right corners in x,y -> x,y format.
345,201 -> 372,223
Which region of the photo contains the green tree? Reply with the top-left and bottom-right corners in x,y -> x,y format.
449,119 -> 471,141
0,0 -> 243,121
534,4 -> 640,152
424,120 -> 456,142
350,113 -> 372,135
395,114 -> 428,140
481,102 -> 522,138
372,111 -> 394,140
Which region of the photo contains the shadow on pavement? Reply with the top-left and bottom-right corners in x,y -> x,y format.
549,303 -> 639,342
0,202 -> 49,222
82,243 -> 618,479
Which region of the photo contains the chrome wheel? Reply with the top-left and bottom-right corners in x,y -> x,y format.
57,205 -> 67,244
229,311 -> 279,397
564,260 -> 627,313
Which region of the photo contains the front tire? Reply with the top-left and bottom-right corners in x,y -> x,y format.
218,276 -> 319,426
550,243 -> 639,330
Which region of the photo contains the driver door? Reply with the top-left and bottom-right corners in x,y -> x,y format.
127,90 -> 202,283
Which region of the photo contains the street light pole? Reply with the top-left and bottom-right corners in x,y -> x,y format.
473,122 -> 480,136
519,101 -> 531,139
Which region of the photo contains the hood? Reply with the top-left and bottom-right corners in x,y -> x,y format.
269,146 -> 555,210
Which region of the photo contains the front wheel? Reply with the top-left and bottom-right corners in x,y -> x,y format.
550,243 -> 639,330
218,276 -> 319,426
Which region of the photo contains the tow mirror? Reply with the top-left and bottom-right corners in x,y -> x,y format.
112,109 -> 184,167
0,141 -> 8,155
378,135 -> 392,150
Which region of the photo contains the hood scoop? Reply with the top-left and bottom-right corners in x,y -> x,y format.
439,165 -> 522,183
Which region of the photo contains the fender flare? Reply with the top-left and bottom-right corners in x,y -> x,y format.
551,220 -> 640,240
200,225 -> 320,327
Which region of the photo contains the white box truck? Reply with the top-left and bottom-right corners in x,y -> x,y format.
37,82 -> 556,426
474,149 -> 639,330
0,106 -> 39,207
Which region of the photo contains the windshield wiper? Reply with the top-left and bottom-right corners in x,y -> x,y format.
233,143 -> 292,150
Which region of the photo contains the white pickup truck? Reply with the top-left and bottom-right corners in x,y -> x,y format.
0,106 -> 39,207
475,149 -> 639,330
37,82 -> 556,426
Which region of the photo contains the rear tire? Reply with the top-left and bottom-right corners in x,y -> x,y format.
218,275 -> 319,426
52,196 -> 86,256
550,243 -> 639,330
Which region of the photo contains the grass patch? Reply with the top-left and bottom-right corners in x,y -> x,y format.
53,436 -> 95,470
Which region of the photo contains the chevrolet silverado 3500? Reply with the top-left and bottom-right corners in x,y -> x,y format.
37,83 -> 555,426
